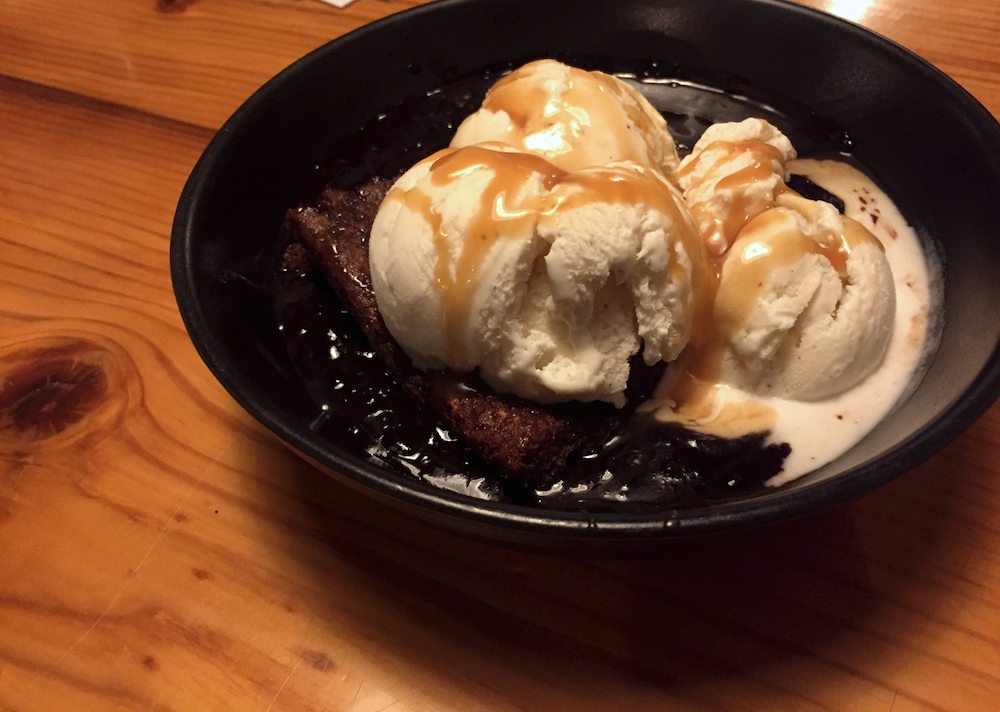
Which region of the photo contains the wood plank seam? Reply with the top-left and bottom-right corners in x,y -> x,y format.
0,73 -> 214,142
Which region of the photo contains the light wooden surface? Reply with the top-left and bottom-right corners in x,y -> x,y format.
2,0 -> 999,710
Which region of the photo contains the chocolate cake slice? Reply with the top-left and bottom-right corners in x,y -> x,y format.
284,176 -> 619,484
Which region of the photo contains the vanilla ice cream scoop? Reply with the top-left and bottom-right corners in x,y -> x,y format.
714,194 -> 896,400
451,59 -> 680,175
369,143 -> 708,406
675,118 -> 796,257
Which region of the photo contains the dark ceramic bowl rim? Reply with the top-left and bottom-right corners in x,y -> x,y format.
171,0 -> 1000,543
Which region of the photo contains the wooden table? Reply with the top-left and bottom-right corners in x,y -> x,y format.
2,1 -> 999,710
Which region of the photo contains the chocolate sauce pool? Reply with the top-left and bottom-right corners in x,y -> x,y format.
273,61 -> 853,512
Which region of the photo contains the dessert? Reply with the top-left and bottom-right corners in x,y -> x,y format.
451,59 -> 680,174
715,193 -> 895,400
752,157 -> 935,485
369,143 -> 707,406
277,59 -> 935,505
657,120 -> 897,402
675,117 -> 796,257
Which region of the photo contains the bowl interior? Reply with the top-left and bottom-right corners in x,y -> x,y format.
172,0 -> 1000,550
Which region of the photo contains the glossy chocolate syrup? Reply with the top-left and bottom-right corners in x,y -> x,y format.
274,61 -> 851,512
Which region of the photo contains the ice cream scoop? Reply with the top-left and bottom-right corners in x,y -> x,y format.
369,143 -> 709,406
451,59 -> 680,175
675,118 -> 796,257
714,193 -> 896,400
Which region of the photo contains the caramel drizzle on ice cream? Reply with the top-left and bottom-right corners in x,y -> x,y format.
654,185 -> 886,436
478,60 -> 668,172
385,144 -> 707,368
424,146 -> 563,364
675,138 -> 789,257
715,209 -> 882,337
648,133 -> 890,433
383,115 -> 888,437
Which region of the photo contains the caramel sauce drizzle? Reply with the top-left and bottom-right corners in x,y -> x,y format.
384,130 -> 883,436
478,61 -> 653,172
654,142 -> 885,434
384,145 -> 706,368
676,138 -> 788,258
424,147 -> 564,364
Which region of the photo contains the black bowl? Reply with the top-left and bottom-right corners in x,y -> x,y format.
171,0 -> 1000,552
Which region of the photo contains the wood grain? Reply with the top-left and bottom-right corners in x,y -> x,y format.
2,0 -> 1000,710
0,0 -> 426,131
3,0 -> 1000,130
